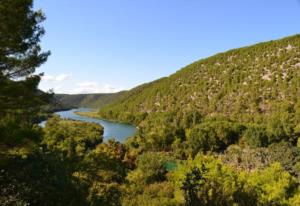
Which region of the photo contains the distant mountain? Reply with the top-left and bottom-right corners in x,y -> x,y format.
54,92 -> 125,109
98,34 -> 300,141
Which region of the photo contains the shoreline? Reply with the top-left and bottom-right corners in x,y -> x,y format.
74,110 -> 138,128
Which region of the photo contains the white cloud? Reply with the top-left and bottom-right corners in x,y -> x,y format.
71,81 -> 122,94
42,73 -> 72,82
77,82 -> 98,88
39,74 -> 123,94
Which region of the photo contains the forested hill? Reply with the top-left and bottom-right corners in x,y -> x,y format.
3,1 -> 300,205
54,92 -> 125,108
99,34 -> 300,124
97,34 -> 300,149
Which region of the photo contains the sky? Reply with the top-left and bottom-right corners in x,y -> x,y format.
34,0 -> 300,94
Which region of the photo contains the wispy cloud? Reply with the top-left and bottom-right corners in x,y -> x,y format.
42,73 -> 72,82
39,74 -> 123,94
71,81 -> 123,94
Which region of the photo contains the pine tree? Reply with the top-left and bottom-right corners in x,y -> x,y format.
0,0 -> 51,150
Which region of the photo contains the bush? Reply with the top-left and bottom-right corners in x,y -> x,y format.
243,124 -> 268,148
186,121 -> 244,155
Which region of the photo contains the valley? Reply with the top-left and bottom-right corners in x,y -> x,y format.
1,1 -> 300,205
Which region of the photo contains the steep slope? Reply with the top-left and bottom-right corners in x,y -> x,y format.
98,34 -> 300,149
100,34 -> 300,123
54,92 -> 125,109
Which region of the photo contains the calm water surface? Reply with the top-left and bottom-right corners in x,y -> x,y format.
41,108 -> 137,142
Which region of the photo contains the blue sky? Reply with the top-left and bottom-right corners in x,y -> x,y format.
35,0 -> 300,94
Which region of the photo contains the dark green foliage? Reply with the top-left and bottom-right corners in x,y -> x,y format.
0,2 -> 130,204
0,0 -> 50,78
91,34 -> 300,205
74,140 -> 132,206
0,0 -> 51,151
123,152 -> 179,206
0,152 -> 85,206
186,120 -> 244,155
128,152 -> 170,184
268,142 -> 300,177
0,76 -> 51,151
43,118 -> 133,206
87,182 -> 121,206
242,124 -> 268,148
181,166 -> 207,206
1,1 -> 300,204
0,114 -> 42,148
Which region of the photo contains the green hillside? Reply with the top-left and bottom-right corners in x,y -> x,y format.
3,1 -> 300,205
54,92 -> 125,108
98,34 -> 300,150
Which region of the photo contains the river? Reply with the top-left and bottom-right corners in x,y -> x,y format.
40,108 -> 137,142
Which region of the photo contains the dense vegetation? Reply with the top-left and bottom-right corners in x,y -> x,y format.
98,34 -> 300,152
94,30 -> 300,205
1,0 -> 300,205
0,0 -> 51,155
54,92 -> 125,109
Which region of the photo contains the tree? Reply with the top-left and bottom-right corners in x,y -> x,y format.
181,166 -> 207,206
43,116 -> 104,158
0,0 -> 51,151
127,152 -> 169,185
268,142 -> 300,177
244,163 -> 298,205
186,121 -> 243,155
0,0 -> 50,78
243,124 -> 268,148
0,152 -> 86,206
174,155 -> 300,206
173,155 -> 244,206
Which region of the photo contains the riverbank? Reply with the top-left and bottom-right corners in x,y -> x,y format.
74,111 -> 100,118
42,108 -> 137,142
75,111 -> 137,127
37,107 -> 75,124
